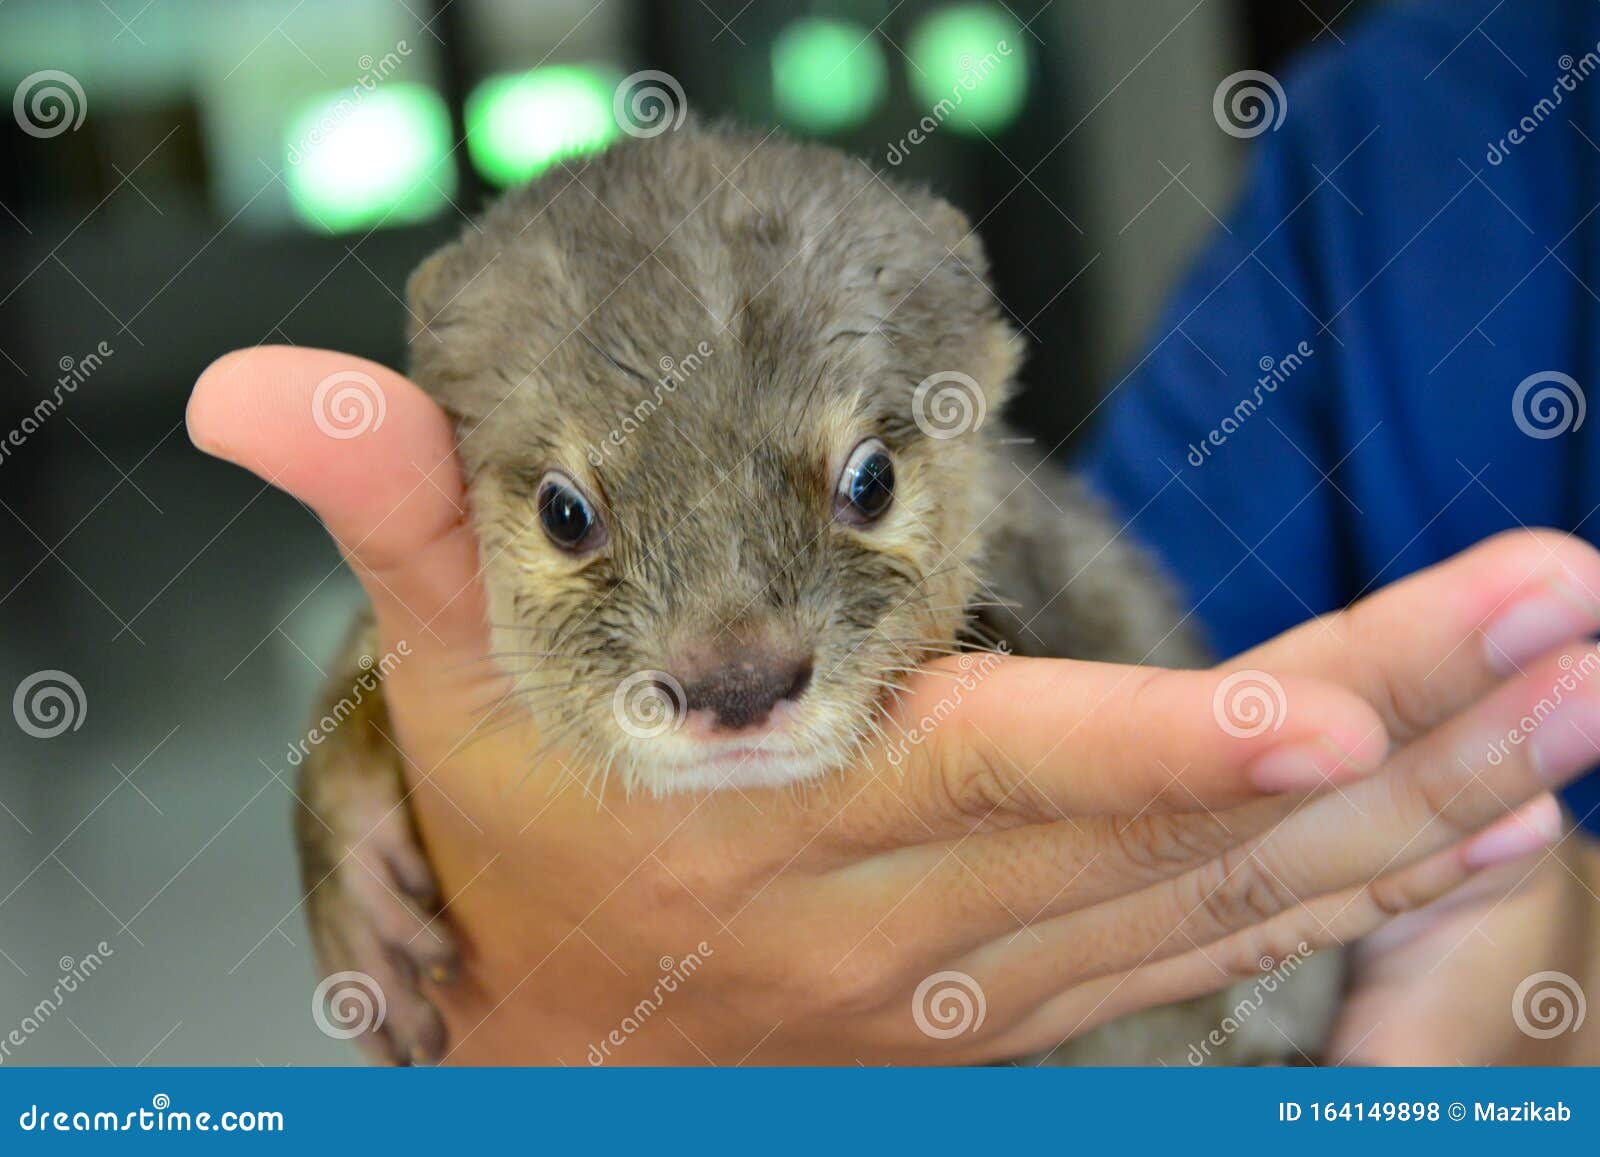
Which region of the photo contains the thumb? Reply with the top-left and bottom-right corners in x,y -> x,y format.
186,345 -> 485,657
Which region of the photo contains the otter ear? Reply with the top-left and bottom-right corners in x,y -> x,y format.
918,194 -> 990,273
923,196 -> 1022,409
404,243 -> 462,346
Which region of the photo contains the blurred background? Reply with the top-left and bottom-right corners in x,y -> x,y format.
0,0 -> 1370,1064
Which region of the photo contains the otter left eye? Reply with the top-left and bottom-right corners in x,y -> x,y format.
835,438 -> 895,524
537,470 -> 606,553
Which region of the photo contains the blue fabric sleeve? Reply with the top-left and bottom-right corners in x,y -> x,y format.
1076,0 -> 1600,829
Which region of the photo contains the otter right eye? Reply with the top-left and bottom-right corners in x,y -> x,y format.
537,472 -> 605,553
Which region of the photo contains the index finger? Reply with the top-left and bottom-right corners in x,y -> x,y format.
843,654 -> 1389,840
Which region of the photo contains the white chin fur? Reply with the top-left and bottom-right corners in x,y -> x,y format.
630,745 -> 837,795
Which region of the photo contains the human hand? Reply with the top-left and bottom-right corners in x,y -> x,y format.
190,346 -> 1600,1064
1329,822 -> 1599,1065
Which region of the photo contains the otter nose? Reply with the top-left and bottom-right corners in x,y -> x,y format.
682,656 -> 812,731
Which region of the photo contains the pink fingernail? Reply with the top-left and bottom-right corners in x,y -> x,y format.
1528,699 -> 1600,785
1248,735 -> 1359,793
1482,579 -> 1600,674
1462,794 -> 1564,869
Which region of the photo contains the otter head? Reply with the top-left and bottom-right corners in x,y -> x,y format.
406,124 -> 1019,794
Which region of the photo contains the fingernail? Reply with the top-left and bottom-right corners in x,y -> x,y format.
1462,794 -> 1564,869
1248,735 -> 1359,793
1482,579 -> 1599,674
1528,698 -> 1600,784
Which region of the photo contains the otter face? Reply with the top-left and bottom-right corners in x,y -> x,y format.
407,126 -> 1018,794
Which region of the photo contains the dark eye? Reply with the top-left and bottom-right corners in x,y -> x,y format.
537,471 -> 606,552
836,438 -> 895,524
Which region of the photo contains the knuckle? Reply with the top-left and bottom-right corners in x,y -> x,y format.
1363,866 -> 1435,918
1337,601 -> 1436,738
1113,813 -> 1232,875
641,845 -> 720,913
815,946 -> 897,1017
1395,761 -> 1481,844
930,731 -> 1032,826
1214,925 -> 1320,983
1190,844 -> 1297,933
1368,650 -> 1438,739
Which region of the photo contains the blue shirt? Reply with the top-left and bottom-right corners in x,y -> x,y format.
1079,0 -> 1600,829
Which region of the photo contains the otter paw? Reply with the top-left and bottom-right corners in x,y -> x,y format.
305,815 -> 458,1066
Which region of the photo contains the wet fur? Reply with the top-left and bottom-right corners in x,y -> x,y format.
296,123 -> 1340,1064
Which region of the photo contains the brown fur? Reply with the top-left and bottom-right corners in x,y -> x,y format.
295,122 -> 1339,1064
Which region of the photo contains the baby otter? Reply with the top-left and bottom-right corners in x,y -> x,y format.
296,122 -> 1340,1065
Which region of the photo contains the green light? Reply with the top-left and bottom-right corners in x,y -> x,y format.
772,18 -> 887,134
284,85 -> 455,232
466,65 -> 622,186
906,4 -> 1030,135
